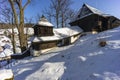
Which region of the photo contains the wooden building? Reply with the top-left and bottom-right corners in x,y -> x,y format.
31,15 -> 55,56
69,4 -> 120,32
33,15 -> 54,37
31,27 -> 82,56
30,15 -> 82,56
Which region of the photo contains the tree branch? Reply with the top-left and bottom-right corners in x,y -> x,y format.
23,0 -> 31,10
15,0 -> 20,7
8,0 -> 19,26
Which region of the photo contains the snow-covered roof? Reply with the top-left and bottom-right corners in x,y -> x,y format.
37,15 -> 54,27
85,4 -> 103,15
85,4 -> 111,17
71,4 -> 111,23
30,26 -> 82,42
54,26 -> 82,37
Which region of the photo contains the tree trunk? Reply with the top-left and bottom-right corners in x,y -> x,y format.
11,24 -> 16,53
62,13 -> 64,27
8,0 -> 30,53
56,14 -> 59,28
18,8 -> 27,52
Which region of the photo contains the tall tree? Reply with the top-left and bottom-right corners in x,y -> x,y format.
35,13 -> 41,23
44,0 -> 74,28
8,0 -> 31,52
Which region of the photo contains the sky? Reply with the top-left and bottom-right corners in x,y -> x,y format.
25,0 -> 120,23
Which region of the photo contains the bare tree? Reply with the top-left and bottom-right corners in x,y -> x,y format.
44,0 -> 74,28
25,17 -> 33,24
63,9 -> 76,27
0,1 -> 16,53
8,0 -> 31,52
35,13 -> 41,23
0,1 -> 12,23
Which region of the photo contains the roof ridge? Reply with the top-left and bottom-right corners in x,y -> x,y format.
84,3 -> 104,14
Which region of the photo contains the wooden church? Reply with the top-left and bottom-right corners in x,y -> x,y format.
69,4 -> 120,32
33,15 -> 54,36
31,15 -> 56,56
30,15 -> 82,56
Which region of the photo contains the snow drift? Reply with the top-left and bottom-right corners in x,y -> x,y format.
9,26 -> 120,80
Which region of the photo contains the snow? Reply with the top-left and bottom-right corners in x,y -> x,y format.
0,27 -> 34,35
24,28 -> 34,35
26,62 -> 65,80
3,26 -> 120,80
3,49 -> 13,56
54,26 -> 82,37
37,21 -> 54,27
85,4 -> 104,15
78,56 -> 87,61
0,36 -> 13,68
0,36 -> 13,58
0,69 -> 13,80
85,4 -> 111,17
0,27 -> 34,53
37,16 -> 54,27
31,26 -> 82,42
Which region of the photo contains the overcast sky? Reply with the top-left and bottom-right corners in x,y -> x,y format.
24,0 -> 120,23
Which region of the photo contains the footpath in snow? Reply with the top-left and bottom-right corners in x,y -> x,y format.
10,27 -> 120,80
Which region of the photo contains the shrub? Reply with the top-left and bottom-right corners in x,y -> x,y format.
99,41 -> 107,47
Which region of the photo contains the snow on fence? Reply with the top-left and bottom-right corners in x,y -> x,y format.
0,58 -> 18,69
11,48 -> 30,59
0,48 -> 30,69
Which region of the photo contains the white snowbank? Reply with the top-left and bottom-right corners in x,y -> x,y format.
0,49 -> 13,59
0,36 -> 13,58
0,69 -> 13,80
26,62 -> 65,80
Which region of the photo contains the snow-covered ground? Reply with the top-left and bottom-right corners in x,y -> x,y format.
0,27 -> 34,53
0,69 -> 14,80
0,36 -> 13,58
8,26 -> 120,80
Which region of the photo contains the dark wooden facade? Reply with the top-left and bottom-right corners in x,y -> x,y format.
33,24 -> 54,37
32,41 -> 57,50
57,37 -> 71,47
70,14 -> 108,32
32,37 -> 71,51
70,14 -> 120,32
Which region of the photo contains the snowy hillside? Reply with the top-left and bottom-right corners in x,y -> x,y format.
10,26 -> 120,80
